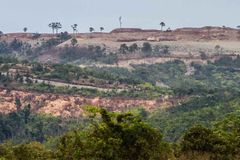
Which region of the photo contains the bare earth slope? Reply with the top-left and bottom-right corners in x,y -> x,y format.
0,88 -> 185,118
2,26 -> 240,64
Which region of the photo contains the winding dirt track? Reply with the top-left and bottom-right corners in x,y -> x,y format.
1,72 -> 124,92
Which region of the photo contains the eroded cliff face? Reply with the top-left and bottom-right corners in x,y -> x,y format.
0,88 -> 184,118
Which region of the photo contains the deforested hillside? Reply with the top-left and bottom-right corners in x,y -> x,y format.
2,0 -> 240,158
1,26 -> 240,160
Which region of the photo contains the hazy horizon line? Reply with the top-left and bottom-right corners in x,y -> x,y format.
1,25 -> 238,34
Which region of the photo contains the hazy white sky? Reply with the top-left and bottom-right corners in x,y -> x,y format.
0,0 -> 239,33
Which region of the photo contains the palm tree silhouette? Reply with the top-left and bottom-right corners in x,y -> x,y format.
71,24 -> 78,34
160,22 -> 166,31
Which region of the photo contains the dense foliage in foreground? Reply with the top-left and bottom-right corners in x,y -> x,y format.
1,108 -> 240,160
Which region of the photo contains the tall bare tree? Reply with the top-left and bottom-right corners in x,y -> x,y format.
55,22 -> 62,34
71,24 -> 78,34
48,22 -> 62,34
119,16 -> 122,28
48,22 -> 56,34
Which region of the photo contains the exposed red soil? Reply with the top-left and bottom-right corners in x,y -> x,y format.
0,88 -> 186,118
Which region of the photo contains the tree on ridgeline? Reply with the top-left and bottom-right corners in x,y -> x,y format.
71,24 -> 78,35
89,27 -> 94,33
100,27 -> 104,32
48,22 -> 56,34
23,27 -> 28,33
55,22 -> 62,34
48,22 -> 62,34
160,22 -> 166,31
